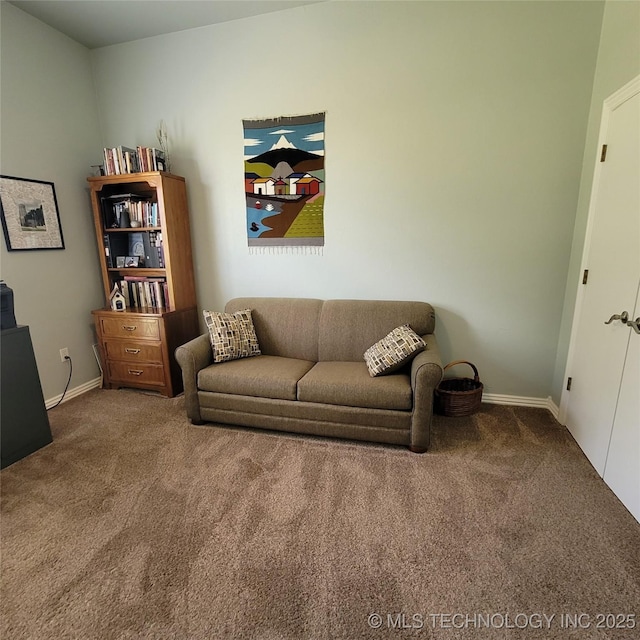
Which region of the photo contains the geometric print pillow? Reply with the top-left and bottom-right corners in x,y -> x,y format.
363,324 -> 426,377
203,308 -> 261,363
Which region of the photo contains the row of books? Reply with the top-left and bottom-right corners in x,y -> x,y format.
118,276 -> 169,310
103,146 -> 167,176
105,196 -> 160,228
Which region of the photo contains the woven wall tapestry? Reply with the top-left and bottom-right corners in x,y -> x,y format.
243,112 -> 325,253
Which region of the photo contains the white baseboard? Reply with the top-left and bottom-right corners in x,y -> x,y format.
46,377 -> 102,410
43,380 -> 562,423
483,393 -> 560,421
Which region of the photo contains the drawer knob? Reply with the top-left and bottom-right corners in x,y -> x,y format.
125,348 -> 141,354
128,369 -> 144,376
122,325 -> 137,331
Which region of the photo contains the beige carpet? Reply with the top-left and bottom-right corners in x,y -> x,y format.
1,389 -> 639,639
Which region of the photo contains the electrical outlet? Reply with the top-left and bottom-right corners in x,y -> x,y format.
60,347 -> 70,362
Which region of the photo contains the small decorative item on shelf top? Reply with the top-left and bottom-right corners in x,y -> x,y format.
109,284 -> 126,312
156,120 -> 171,173
118,209 -> 130,228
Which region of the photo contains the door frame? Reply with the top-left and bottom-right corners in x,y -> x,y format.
559,74 -> 640,426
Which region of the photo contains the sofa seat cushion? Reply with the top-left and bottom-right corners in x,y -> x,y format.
297,361 -> 412,411
198,355 -> 315,401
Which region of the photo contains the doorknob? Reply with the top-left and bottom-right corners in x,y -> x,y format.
604,311 -> 640,334
604,311 -> 629,325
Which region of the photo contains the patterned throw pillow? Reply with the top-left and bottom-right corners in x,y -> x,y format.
203,309 -> 261,363
363,324 -> 426,377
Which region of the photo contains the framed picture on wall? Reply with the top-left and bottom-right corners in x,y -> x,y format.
0,175 -> 65,251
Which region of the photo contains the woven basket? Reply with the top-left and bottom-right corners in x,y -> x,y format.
435,360 -> 483,417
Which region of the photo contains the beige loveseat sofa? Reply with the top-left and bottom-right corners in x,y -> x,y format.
175,298 -> 443,452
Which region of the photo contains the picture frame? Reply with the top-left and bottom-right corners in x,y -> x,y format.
0,175 -> 65,251
116,256 -> 126,268
125,256 -> 139,267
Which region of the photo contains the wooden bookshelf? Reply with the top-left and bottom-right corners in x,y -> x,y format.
89,172 -> 198,397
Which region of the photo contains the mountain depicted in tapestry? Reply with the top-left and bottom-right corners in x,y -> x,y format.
243,112 -> 325,250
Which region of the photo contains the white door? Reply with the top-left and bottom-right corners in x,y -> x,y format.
562,76 -> 640,521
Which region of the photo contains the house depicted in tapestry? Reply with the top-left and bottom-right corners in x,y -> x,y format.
290,174 -> 322,196
251,177 -> 277,196
244,172 -> 260,193
247,172 -> 323,198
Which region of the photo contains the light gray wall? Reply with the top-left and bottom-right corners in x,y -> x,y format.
551,0 -> 640,406
91,1 -> 603,399
1,1 -> 611,404
0,3 -> 104,401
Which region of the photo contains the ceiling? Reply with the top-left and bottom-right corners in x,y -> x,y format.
8,0 -> 326,49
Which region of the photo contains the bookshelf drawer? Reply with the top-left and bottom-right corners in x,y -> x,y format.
107,361 -> 166,387
100,316 -> 161,340
104,340 -> 163,364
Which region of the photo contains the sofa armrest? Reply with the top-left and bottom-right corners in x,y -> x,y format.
175,334 -> 212,423
411,335 -> 443,388
409,334 -> 443,451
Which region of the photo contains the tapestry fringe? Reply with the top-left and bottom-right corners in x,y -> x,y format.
249,245 -> 323,256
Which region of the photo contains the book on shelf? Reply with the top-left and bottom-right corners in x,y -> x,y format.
103,234 -> 112,267
117,146 -> 139,174
102,146 -> 167,176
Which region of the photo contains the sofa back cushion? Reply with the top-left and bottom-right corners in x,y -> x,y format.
318,300 -> 435,362
225,297 -> 322,361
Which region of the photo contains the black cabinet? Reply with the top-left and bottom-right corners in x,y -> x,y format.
1,326 -> 52,469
